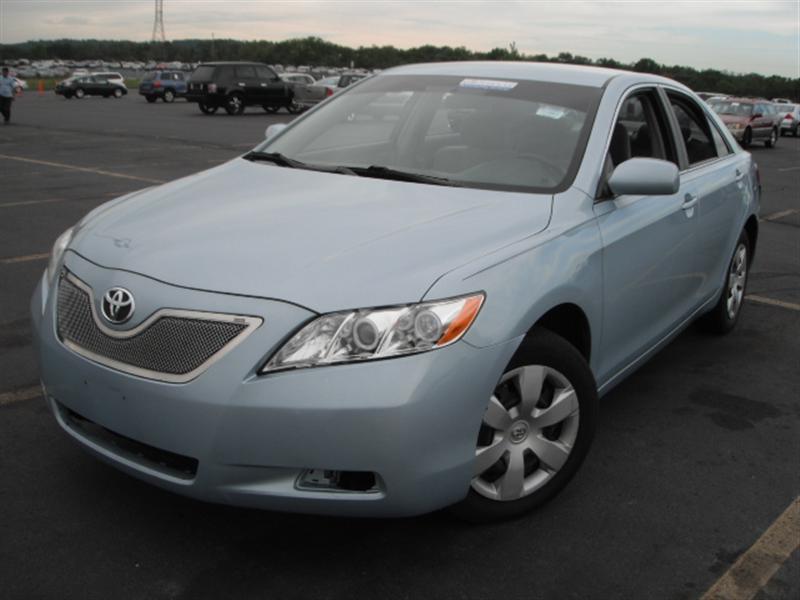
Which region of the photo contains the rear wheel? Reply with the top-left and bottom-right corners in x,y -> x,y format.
113,88 -> 123,99
145,95 -> 157,103
198,102 -> 218,115
224,93 -> 245,115
765,128 -> 778,148
163,89 -> 175,103
698,230 -> 750,334
74,88 -> 85,99
450,329 -> 598,523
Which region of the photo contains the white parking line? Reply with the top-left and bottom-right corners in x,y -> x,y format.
746,295 -> 800,312
0,252 -> 49,266
0,198 -> 66,209
777,165 -> 800,172
761,208 -> 798,222
701,497 -> 800,600
0,386 -> 41,407
0,154 -> 165,184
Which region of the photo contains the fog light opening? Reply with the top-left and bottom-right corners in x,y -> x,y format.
297,469 -> 378,493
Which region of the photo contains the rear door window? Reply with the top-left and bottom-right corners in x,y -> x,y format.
667,94 -> 719,167
255,66 -> 277,80
234,66 -> 257,79
191,66 -> 217,82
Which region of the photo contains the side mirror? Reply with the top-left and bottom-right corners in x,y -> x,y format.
265,123 -> 287,140
607,158 -> 679,197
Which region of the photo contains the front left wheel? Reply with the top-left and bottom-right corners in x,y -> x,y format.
765,128 -> 778,148
451,328 -> 598,523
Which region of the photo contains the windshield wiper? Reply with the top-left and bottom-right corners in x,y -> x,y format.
243,151 -> 355,175
346,165 -> 461,187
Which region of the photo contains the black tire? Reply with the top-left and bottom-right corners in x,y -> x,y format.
450,328 -> 598,523
198,102 -> 218,115
224,93 -> 245,115
765,128 -> 778,148
162,89 -> 175,103
74,88 -> 85,99
793,125 -> 799,137
697,229 -> 750,335
113,88 -> 123,99
145,95 -> 157,103
263,105 -> 279,114
741,127 -> 752,148
286,99 -> 303,114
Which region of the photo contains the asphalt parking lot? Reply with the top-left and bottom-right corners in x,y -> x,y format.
1,92 -> 798,600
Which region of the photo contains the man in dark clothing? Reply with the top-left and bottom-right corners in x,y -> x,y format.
0,67 -> 18,124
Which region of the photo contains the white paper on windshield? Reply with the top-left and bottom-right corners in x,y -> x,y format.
536,105 -> 566,119
459,78 -> 518,91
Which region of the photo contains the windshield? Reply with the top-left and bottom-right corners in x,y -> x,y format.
318,76 -> 340,86
709,100 -> 753,117
259,74 -> 602,193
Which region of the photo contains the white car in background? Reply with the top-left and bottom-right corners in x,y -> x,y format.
776,103 -> 800,137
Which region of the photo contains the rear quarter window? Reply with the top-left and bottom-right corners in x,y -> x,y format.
191,66 -> 217,82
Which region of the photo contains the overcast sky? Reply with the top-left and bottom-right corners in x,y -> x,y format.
0,0 -> 797,77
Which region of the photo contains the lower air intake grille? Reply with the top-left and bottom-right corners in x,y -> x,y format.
56,274 -> 259,382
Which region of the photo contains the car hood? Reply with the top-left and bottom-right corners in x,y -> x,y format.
70,159 -> 552,313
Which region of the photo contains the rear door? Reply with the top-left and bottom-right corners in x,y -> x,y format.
256,65 -> 288,106
665,90 -> 745,306
594,87 -> 700,380
232,65 -> 259,104
753,103 -> 771,139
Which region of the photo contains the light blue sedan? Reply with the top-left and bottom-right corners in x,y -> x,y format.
32,62 -> 760,521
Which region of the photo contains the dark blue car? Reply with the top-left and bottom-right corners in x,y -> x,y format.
138,70 -> 187,103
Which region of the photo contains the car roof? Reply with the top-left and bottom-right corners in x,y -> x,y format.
197,62 -> 268,67
384,61 -> 636,88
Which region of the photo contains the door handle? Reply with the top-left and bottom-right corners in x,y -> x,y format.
735,168 -> 745,181
237,82 -> 246,87
682,193 -> 698,211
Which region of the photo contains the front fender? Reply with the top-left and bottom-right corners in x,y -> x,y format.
424,189 -> 603,374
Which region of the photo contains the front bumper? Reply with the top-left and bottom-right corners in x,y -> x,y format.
32,255 -> 519,517
726,126 -> 745,141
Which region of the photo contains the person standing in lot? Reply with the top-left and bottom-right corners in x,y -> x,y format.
0,67 -> 17,124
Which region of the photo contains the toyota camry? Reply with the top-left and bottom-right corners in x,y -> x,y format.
32,62 -> 760,521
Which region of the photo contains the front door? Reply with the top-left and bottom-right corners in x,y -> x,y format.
594,88 -> 700,383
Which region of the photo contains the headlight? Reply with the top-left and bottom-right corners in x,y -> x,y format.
46,227 -> 74,282
263,293 -> 484,373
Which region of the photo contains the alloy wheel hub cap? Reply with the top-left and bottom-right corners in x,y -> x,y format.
509,421 -> 529,444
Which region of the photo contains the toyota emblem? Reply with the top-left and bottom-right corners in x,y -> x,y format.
101,287 -> 135,324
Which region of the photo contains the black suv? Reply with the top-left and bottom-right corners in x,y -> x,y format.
185,62 -> 294,115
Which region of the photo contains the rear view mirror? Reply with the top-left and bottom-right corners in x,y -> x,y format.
608,158 -> 679,196
265,123 -> 287,140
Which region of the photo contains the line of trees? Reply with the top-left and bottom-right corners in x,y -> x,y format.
1,37 -> 797,99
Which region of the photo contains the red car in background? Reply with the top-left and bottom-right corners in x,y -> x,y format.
708,97 -> 780,148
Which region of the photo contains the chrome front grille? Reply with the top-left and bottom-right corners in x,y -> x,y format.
56,273 -> 262,383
